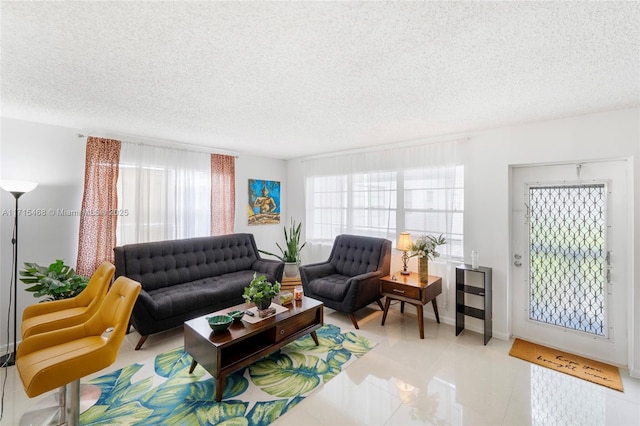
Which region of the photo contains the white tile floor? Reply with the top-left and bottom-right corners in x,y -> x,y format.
2,303 -> 640,425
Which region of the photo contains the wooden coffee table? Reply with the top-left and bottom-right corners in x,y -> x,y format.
184,297 -> 323,401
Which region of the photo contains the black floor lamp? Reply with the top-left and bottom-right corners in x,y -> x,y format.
0,180 -> 37,367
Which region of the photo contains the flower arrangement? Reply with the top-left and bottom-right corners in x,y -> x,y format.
409,234 -> 446,261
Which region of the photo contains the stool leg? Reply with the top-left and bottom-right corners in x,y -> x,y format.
67,379 -> 81,426
59,384 -> 67,425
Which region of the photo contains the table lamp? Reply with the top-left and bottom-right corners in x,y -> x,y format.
397,232 -> 412,275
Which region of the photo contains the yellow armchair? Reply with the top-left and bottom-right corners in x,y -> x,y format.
16,276 -> 141,425
21,261 -> 115,339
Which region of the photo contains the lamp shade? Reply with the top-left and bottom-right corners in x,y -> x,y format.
397,232 -> 412,251
0,180 -> 38,194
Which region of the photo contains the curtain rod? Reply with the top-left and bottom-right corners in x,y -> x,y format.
76,132 -> 239,158
297,133 -> 471,162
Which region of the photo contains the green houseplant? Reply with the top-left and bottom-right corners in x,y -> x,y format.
259,218 -> 307,278
20,259 -> 89,301
243,273 -> 281,310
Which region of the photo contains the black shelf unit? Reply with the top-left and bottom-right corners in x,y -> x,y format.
455,264 -> 492,345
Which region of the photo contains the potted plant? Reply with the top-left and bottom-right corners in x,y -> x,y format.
259,218 -> 307,278
20,259 -> 90,301
409,234 -> 446,282
243,273 -> 281,310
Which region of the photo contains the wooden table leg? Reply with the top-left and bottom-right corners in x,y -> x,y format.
381,297 -> 391,325
400,301 -> 405,313
310,330 -> 319,345
215,376 -> 225,402
189,359 -> 198,374
417,304 -> 424,339
431,299 -> 440,323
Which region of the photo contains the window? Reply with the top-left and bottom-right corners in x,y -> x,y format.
403,166 -> 464,258
305,141 -> 464,260
528,183 -> 608,336
116,142 -> 211,245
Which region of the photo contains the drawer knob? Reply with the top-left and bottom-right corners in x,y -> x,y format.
280,329 -> 285,335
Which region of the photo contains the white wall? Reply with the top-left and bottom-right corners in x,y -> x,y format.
233,154 -> 289,257
465,108 -> 638,347
0,118 -> 87,353
0,118 -> 286,352
287,107 -> 640,374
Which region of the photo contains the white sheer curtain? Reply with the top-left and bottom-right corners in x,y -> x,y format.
116,142 -> 211,245
304,140 -> 462,251
304,139 -> 464,307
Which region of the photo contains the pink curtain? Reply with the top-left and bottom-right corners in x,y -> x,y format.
76,137 -> 121,276
211,154 -> 236,235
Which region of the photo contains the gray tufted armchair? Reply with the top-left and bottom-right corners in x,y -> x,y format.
299,234 -> 391,329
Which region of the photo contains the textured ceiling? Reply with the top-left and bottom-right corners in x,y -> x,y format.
2,1 -> 639,159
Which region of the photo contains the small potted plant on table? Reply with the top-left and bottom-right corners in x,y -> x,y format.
243,273 -> 281,315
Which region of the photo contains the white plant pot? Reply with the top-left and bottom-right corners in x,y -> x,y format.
283,262 -> 299,278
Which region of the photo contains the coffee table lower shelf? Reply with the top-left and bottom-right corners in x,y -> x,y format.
184,297 -> 323,402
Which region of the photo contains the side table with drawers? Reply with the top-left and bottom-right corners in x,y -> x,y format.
380,272 -> 442,339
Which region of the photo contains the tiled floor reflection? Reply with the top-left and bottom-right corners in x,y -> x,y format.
2,304 -> 640,425
530,365 -> 605,426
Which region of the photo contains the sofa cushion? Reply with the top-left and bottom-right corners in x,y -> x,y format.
116,234 -> 260,292
143,270 -> 256,320
307,274 -> 351,302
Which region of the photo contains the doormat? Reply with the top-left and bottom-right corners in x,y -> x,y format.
79,324 -> 377,425
509,338 -> 623,392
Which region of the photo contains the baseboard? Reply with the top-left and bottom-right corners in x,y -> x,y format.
421,312 -> 510,341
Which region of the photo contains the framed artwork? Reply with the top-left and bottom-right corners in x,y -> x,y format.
248,179 -> 280,225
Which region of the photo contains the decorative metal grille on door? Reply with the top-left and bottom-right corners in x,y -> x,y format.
528,184 -> 608,337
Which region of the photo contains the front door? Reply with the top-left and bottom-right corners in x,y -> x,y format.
511,160 -> 629,366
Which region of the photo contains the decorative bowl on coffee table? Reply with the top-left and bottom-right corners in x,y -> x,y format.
207,315 -> 233,332
227,310 -> 245,322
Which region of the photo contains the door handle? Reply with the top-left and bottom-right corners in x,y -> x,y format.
514,254 -> 522,260
514,261 -> 522,267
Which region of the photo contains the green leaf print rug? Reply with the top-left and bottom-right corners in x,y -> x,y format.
80,324 -> 377,425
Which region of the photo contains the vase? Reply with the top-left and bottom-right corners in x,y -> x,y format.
418,257 -> 429,282
256,299 -> 272,310
283,262 -> 299,278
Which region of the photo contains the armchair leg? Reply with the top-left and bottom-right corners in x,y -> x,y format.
135,335 -> 149,350
349,313 -> 360,329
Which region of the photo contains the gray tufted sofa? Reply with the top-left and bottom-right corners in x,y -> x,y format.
299,234 -> 391,329
114,233 -> 284,349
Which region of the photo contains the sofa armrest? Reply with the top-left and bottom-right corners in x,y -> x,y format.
17,323 -> 88,357
22,297 -> 78,321
299,262 -> 336,285
251,258 -> 285,282
347,270 -> 382,284
344,270 -> 383,307
134,288 -> 158,310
